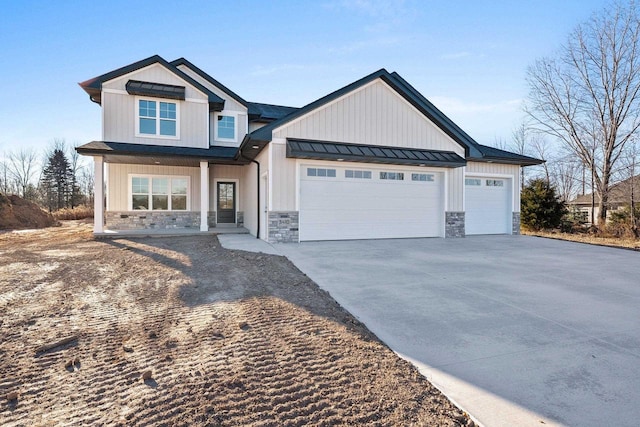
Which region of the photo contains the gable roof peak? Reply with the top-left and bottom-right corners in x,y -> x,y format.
78,55 -> 225,110
169,57 -> 247,107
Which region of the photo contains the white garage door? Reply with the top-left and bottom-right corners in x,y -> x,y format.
300,165 -> 443,241
465,176 -> 511,235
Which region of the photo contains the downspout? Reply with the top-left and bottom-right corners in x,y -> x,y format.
238,148 -> 261,239
252,159 -> 260,239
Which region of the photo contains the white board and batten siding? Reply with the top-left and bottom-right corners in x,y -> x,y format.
299,162 -> 444,241
107,164 -> 202,211
272,80 -> 465,155
102,63 -> 209,149
465,162 -> 520,235
269,78 -> 466,213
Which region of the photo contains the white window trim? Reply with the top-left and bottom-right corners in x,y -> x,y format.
128,174 -> 191,211
214,111 -> 239,143
134,96 -> 181,140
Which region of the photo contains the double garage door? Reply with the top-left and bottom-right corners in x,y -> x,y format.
299,165 -> 443,241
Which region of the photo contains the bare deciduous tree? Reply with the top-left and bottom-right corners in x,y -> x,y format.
526,0 -> 640,227
7,149 -> 38,199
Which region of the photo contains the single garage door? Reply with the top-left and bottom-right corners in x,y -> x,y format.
300,165 -> 443,241
465,176 -> 511,235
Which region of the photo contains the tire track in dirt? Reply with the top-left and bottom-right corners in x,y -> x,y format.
0,224 -> 472,426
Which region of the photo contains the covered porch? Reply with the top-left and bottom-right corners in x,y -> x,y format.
77,140 -> 266,236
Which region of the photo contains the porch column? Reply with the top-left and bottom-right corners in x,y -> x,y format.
200,161 -> 209,231
93,156 -> 104,233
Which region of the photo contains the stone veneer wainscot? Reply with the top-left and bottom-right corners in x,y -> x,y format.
445,211 -> 465,238
268,211 -> 299,243
512,212 -> 521,235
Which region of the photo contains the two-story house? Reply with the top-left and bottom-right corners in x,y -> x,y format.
77,55 -> 542,242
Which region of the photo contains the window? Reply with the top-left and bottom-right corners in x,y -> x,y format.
345,170 -> 372,179
217,115 -> 235,140
412,173 -> 434,182
307,168 -> 336,177
131,176 -> 189,210
465,178 -> 481,186
486,179 -> 504,187
137,99 -> 178,137
380,172 -> 404,180
132,177 -> 149,210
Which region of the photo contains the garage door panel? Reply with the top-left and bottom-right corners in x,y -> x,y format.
300,167 -> 443,241
465,177 -> 511,235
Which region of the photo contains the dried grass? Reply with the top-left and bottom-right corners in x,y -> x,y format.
52,205 -> 94,220
522,229 -> 640,250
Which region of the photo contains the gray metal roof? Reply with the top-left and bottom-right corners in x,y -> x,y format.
471,144 -> 544,166
76,141 -> 246,164
247,102 -> 299,122
125,80 -> 185,100
286,139 -> 466,168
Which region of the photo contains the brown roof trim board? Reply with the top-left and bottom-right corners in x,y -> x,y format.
78,55 -> 225,111
286,138 -> 466,168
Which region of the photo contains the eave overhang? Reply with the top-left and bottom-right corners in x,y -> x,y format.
75,141 -> 246,165
286,138 -> 466,168
78,55 -> 225,111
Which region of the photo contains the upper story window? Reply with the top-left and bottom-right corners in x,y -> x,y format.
137,99 -> 179,138
216,115 -> 236,140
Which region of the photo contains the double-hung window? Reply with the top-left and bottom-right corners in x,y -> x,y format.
131,176 -> 189,211
216,115 -> 235,140
137,99 -> 178,137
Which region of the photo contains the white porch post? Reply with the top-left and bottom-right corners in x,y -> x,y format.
200,161 -> 209,231
93,156 -> 104,233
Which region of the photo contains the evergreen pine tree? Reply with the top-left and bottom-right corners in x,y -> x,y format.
40,149 -> 73,211
521,179 -> 567,231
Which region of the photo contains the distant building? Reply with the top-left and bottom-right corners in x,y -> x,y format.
567,174 -> 640,224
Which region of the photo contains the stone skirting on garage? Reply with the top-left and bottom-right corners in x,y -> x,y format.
445,211 -> 465,238
268,211 -> 299,243
512,212 -> 521,235
106,211 -> 203,230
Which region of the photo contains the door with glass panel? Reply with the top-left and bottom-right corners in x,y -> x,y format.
217,182 -> 236,224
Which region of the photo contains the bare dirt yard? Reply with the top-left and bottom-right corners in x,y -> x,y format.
0,221 -> 471,426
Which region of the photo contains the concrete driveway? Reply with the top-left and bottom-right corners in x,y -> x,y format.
267,236 -> 640,427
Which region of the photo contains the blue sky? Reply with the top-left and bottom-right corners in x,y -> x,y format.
0,0 -> 608,155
